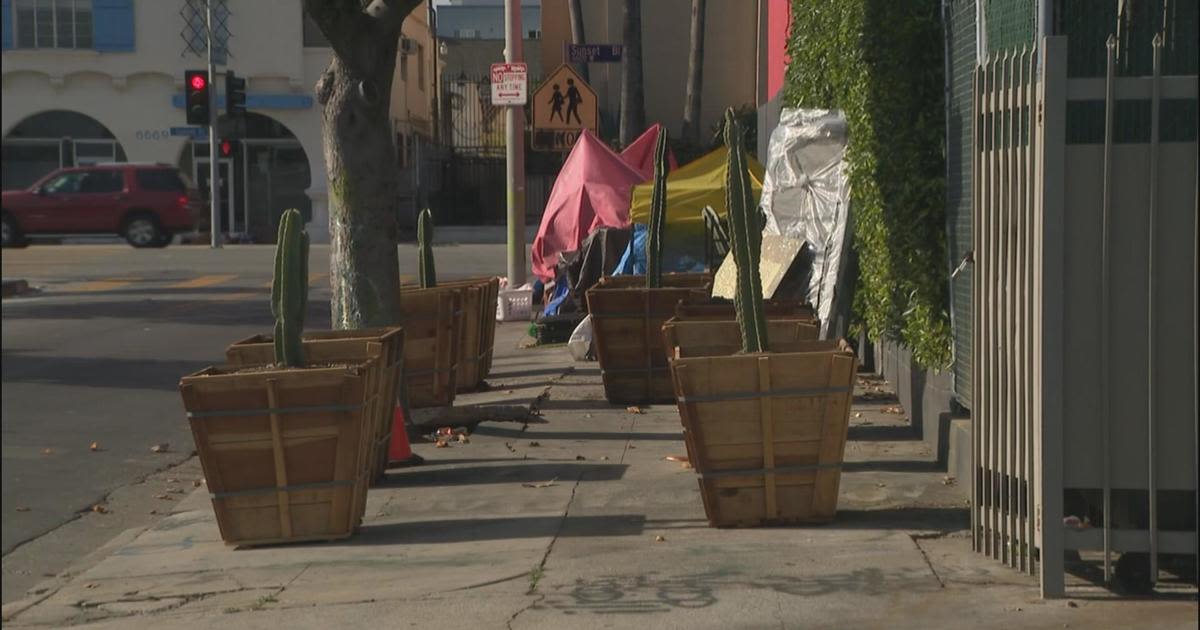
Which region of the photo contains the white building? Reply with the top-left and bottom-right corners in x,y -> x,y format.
1,0 -> 436,243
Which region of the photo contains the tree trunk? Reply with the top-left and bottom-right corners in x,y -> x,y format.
567,0 -> 588,82
682,0 -> 706,145
306,1 -> 419,330
619,0 -> 644,147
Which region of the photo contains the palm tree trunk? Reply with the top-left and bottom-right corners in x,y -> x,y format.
682,0 -> 706,144
567,0 -> 588,82
619,0 -> 645,146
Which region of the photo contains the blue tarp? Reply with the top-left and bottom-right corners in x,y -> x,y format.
613,224 -> 706,276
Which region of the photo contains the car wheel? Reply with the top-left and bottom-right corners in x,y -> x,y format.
2,213 -> 28,248
151,231 -> 173,248
123,215 -> 164,248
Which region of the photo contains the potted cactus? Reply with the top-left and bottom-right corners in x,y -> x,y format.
667,110 -> 857,527
180,209 -> 383,546
587,127 -> 712,404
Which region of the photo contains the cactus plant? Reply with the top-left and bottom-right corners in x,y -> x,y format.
645,127 -> 670,288
418,208 -> 437,289
723,108 -> 768,354
272,208 -> 309,367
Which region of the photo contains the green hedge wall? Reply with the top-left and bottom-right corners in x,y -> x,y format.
783,0 -> 950,367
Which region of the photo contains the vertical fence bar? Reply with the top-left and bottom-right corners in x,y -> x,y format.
1146,32 -> 1163,586
997,51 -> 1009,567
1007,50 -> 1020,568
1014,45 -> 1028,573
1025,46 -> 1038,575
971,63 -> 983,554
987,53 -> 1001,559
1100,33 -> 1116,585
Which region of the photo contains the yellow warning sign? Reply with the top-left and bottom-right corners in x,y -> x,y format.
531,64 -> 599,151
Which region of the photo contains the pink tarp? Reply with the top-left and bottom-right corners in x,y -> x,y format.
620,123 -> 678,181
531,130 -> 646,281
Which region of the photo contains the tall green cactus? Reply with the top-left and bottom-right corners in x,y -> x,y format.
418,208 -> 436,289
723,108 -> 768,354
645,127 -> 670,288
272,208 -> 309,367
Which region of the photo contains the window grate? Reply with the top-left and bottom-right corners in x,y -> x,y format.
13,0 -> 93,49
179,0 -> 231,63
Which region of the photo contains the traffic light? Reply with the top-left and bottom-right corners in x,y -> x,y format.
219,138 -> 238,158
225,70 -> 247,118
185,70 -> 210,125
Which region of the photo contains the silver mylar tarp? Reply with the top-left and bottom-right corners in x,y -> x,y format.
759,108 -> 852,337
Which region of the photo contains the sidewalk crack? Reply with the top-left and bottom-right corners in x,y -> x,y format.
508,471 -> 582,629
909,533 -> 946,588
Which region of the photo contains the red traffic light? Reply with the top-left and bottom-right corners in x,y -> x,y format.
189,74 -> 207,91
220,140 -> 233,157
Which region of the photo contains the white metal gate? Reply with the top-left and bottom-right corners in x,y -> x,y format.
973,35 -> 1198,597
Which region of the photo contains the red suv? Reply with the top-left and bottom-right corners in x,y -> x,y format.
2,164 -> 200,248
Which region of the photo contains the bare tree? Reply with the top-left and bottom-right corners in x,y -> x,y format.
682,0 -> 706,144
567,0 -> 588,82
618,0 -> 645,146
304,0 -> 421,329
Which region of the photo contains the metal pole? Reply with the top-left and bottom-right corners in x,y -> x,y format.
1147,32 -> 1163,587
1100,33 -> 1116,584
207,0 -> 221,249
504,0 -> 526,287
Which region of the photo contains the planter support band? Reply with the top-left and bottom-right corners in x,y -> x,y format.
187,402 -> 364,419
676,385 -> 852,404
696,462 -> 843,480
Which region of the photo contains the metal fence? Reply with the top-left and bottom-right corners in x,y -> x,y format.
973,34 -> 1198,597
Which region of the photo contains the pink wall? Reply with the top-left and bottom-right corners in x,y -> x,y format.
767,0 -> 790,101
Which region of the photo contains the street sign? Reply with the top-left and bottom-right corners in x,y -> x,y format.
564,43 -> 623,64
531,64 -> 598,151
490,62 -> 528,106
170,126 -> 208,139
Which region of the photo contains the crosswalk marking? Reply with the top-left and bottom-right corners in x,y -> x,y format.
170,274 -> 238,289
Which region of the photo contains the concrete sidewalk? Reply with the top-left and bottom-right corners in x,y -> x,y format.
3,324 -> 1196,629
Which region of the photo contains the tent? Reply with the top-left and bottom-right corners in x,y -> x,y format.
619,123 -> 678,181
531,130 -> 645,281
627,147 -> 765,266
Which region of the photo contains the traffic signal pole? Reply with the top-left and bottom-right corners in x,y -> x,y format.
206,0 -> 221,249
504,0 -> 526,287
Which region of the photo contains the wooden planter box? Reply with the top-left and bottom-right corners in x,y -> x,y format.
179,364 -> 374,546
403,277 -> 499,391
224,327 -> 403,491
669,344 -> 856,527
662,318 -> 821,361
398,289 -> 460,408
673,300 -> 816,323
586,273 -> 711,404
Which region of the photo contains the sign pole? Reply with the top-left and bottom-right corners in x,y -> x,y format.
504,0 -> 526,287
206,0 -> 221,249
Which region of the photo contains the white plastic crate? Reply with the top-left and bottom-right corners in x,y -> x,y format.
497,287 -> 533,321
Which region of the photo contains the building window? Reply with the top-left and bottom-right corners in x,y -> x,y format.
14,0 -> 93,49
400,51 -> 408,82
416,43 -> 425,90
527,30 -> 540,40
302,13 -> 329,48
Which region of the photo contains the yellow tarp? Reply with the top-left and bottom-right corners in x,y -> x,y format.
628,147 -> 765,227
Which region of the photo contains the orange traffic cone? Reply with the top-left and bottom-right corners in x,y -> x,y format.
388,404 -> 414,464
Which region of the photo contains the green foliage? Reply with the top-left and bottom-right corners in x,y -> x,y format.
724,108 -> 768,354
646,126 -> 670,288
417,208 -> 436,289
783,0 -> 950,368
272,208 -> 309,367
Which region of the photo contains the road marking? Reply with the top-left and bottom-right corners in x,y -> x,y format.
61,278 -> 137,292
171,274 -> 238,289
210,292 -> 261,301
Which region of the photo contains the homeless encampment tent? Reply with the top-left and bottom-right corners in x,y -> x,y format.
626,147 -> 764,272
531,130 -> 646,282
620,123 -> 678,181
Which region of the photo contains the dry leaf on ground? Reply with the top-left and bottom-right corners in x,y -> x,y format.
435,439 -> 449,448
41,448 -> 53,455
456,433 -> 470,444
665,455 -> 689,463
522,478 -> 558,489
15,506 -> 30,512
882,406 -> 903,414
153,494 -> 175,501
625,406 -> 645,414
89,442 -> 100,451
150,443 -> 169,453
91,504 -> 108,513
655,535 -> 666,542
528,441 -> 540,447
575,455 -> 586,461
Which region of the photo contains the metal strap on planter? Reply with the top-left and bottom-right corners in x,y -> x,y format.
211,480 -> 354,499
676,385 -> 852,404
600,366 -> 670,374
406,366 -> 457,376
400,309 -> 464,322
187,402 -> 364,419
696,462 -> 842,480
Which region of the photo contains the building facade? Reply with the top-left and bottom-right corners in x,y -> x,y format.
1,0 -> 435,243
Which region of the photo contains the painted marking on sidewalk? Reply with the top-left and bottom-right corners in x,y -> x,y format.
61,278 -> 138,292
171,274 -> 238,289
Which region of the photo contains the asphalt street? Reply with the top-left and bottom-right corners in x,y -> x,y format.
0,242 -> 519,600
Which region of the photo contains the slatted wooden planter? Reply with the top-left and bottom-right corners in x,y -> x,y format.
179,364 -> 375,546
398,289 -> 461,408
673,300 -> 817,323
586,273 -> 711,404
662,318 -> 821,361
224,327 -> 403,492
669,344 -> 857,527
403,276 -> 499,391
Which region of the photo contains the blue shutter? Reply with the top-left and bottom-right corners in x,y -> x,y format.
93,0 -> 135,52
2,0 -> 13,50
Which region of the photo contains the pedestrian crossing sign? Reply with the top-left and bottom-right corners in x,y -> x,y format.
531,64 -> 598,151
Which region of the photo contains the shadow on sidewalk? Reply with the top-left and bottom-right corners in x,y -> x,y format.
382,461 -> 630,487
342,513 -> 647,545
830,506 -> 969,532
841,459 -> 938,473
472,424 -> 683,442
847,424 -> 918,442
